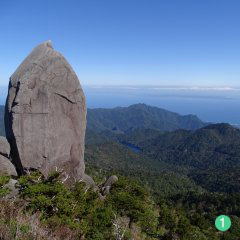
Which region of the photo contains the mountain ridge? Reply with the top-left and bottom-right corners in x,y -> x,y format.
87,103 -> 208,133
85,122 -> 240,194
0,103 -> 208,136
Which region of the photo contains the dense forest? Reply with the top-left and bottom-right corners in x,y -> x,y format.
84,122 -> 240,239
87,103 -> 207,133
1,104 -> 240,239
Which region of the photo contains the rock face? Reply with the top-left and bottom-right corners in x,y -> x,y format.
5,41 -> 86,181
0,155 -> 17,177
102,175 -> 118,195
0,136 -> 10,158
0,137 -> 17,176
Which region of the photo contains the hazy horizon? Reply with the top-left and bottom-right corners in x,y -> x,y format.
1,84 -> 240,125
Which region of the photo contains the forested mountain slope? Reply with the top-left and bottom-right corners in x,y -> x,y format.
0,103 -> 207,137
124,123 -> 240,169
89,123 -> 240,193
87,103 -> 207,133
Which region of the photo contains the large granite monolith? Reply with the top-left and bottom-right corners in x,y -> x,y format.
5,41 -> 86,182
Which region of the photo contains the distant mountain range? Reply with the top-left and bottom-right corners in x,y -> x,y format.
86,122 -> 240,194
1,103 -> 240,194
87,103 -> 208,133
85,104 -> 240,194
123,123 -> 240,168
0,103 -> 208,136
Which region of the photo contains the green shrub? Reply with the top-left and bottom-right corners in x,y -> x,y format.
107,176 -> 158,235
18,171 -> 116,239
0,172 -> 160,239
0,175 -> 10,197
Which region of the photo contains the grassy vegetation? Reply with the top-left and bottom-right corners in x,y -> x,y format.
0,171 -> 160,240
0,175 -> 10,197
2,169 -> 240,239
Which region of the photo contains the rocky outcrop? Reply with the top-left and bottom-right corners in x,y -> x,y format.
0,136 -> 10,158
103,175 -> 118,188
0,155 -> 17,177
82,174 -> 96,187
0,137 -> 17,176
102,175 -> 118,195
5,41 -> 86,182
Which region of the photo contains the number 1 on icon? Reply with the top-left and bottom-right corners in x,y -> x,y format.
220,217 -> 224,228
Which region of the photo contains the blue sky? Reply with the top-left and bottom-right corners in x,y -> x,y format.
1,0 -> 240,87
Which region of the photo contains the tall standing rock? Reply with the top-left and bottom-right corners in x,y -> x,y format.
5,41 -> 86,181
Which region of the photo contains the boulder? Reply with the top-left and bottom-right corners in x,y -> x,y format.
102,175 -> 118,195
82,174 -> 96,187
0,155 -> 17,176
5,41 -> 86,182
0,136 -> 10,158
103,175 -> 118,188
